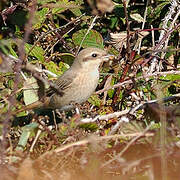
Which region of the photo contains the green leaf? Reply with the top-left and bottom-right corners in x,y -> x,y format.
109,16 -> 119,29
72,29 -> 104,49
52,0 -> 72,14
51,0 -> 82,16
147,1 -> 170,22
58,52 -> 75,66
160,74 -> 180,81
15,25 -> 23,38
25,43 -> 45,62
23,77 -> 39,105
130,13 -> 144,23
78,123 -> 98,131
70,7 -> 82,16
33,8 -> 49,29
88,94 -> 102,107
154,2 -> 170,19
75,0 -> 84,4
107,77 -> 115,98
23,77 -> 50,106
37,0 -> 56,4
43,61 -> 69,76
15,122 -> 39,151
69,1 -> 82,16
0,39 -> 18,57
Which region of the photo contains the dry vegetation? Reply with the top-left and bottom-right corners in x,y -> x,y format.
0,0 -> 180,179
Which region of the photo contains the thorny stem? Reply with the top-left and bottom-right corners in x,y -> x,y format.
77,15 -> 98,54
27,13 -> 85,57
155,0 -> 180,60
101,124 -> 152,168
0,0 -> 37,161
96,70 -> 180,94
137,0 -> 149,54
122,0 -> 131,60
155,23 -> 180,51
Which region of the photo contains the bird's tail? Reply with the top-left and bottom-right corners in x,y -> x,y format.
13,97 -> 51,115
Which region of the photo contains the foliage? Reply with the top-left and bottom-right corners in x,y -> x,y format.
0,0 -> 180,179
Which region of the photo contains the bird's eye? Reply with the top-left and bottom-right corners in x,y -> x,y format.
92,53 -> 97,57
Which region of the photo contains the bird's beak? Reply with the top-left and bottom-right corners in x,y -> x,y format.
101,54 -> 115,62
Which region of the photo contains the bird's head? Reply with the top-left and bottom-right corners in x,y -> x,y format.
73,47 -> 114,70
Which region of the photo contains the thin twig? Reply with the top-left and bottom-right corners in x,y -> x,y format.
96,70 -> 180,94
155,23 -> 180,51
29,129 -> 42,152
54,132 -> 154,153
101,123 -> 152,168
79,92 -> 180,123
35,132 -> 154,163
122,0 -> 131,59
129,92 -> 180,114
77,15 -> 98,54
48,26 -> 76,53
27,13 -> 85,57
137,0 -> 149,54
157,0 -> 180,60
151,25 -> 155,48
0,0 -> 37,161
80,109 -> 129,123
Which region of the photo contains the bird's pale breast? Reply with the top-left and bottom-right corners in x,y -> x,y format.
49,68 -> 99,110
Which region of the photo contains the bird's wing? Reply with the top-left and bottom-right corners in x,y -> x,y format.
46,69 -> 75,96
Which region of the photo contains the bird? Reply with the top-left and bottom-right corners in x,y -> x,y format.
16,47 -> 114,113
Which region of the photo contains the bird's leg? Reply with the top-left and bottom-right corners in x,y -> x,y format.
69,101 -> 82,115
66,101 -> 81,123
55,109 -> 67,123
